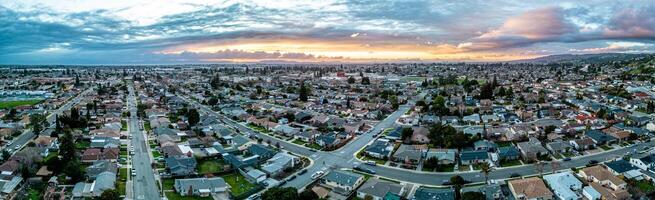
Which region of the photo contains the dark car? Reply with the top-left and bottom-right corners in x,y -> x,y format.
353,165 -> 376,174
298,169 -> 308,175
563,157 -> 571,161
287,175 -> 296,181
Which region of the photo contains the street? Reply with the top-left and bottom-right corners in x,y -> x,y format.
127,82 -> 161,200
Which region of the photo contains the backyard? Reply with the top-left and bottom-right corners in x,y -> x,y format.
197,159 -> 226,174
223,173 -> 256,196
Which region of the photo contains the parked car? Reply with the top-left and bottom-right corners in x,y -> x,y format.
563,157 -> 571,161
365,161 -> 377,166
311,171 -> 324,179
298,169 -> 308,175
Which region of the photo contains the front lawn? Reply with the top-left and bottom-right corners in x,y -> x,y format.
119,168 -> 127,181
121,120 -> 128,131
500,159 -> 522,167
561,152 -> 575,158
246,123 -> 271,133
292,139 -> 307,146
223,173 -> 256,196
117,180 -> 126,196
600,145 -> 613,151
360,155 -> 387,165
197,159 -> 225,174
306,142 -> 322,150
152,150 -> 161,158
162,178 -> 175,191
423,164 -> 455,172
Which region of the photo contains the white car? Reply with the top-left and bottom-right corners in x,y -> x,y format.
311,171 -> 324,179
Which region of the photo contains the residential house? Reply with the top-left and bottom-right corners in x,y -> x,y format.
605,159 -> 638,176
261,153 -> 298,177
474,140 -> 498,152
356,179 -> 405,200
584,130 -> 617,145
246,144 -> 277,161
392,144 -> 426,166
411,187 -> 455,200
508,177 -> 554,200
321,170 -> 365,195
222,153 -> 259,169
165,156 -> 197,177
543,172 -> 582,200
516,137 -> 549,161
497,146 -> 521,161
570,138 -> 595,151
174,177 -> 229,197
630,153 -> 655,172
578,166 -> 629,200
546,140 -> 572,154
364,139 -> 394,159
425,149 -> 457,165
86,160 -> 117,180
460,150 -> 490,165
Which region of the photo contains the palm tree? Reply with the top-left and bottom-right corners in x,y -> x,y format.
479,162 -> 492,184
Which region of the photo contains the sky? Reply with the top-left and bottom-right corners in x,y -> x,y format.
1,0 -> 654,64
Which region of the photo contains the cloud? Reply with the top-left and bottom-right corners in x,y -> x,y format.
569,41 -> 653,53
156,49 -> 345,61
603,5 -> 655,39
459,7 -> 580,50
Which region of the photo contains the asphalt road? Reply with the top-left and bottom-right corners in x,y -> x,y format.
128,83 -> 161,200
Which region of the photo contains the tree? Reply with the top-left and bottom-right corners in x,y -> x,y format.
461,192 -> 486,200
208,97 -> 219,105
361,77 -> 370,85
423,157 -> 440,170
210,74 -> 221,89
479,162 -> 492,183
262,187 -> 298,200
298,81 -> 311,102
348,76 -> 356,84
363,194 -> 374,200
187,108 -> 200,126
70,107 -> 80,120
298,189 -> 318,200
401,127 -> 413,143
450,175 -> 467,199
59,132 -> 76,163
29,114 -> 47,134
63,159 -> 84,182
0,150 -> 10,161
98,189 -> 120,200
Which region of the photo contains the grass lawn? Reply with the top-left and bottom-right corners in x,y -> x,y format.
117,180 -> 126,196
246,123 -> 271,133
121,120 -> 128,131
0,100 -> 42,109
306,142 -> 322,150
500,159 -> 522,167
561,152 -> 575,157
361,156 -> 387,165
119,168 -> 127,181
27,188 -> 41,200
382,128 -> 394,136
634,180 -> 655,193
152,150 -> 161,158
144,121 -> 152,132
496,141 -> 513,147
197,159 -> 225,174
553,153 -> 563,159
223,173 -> 256,196
162,179 -> 175,191
75,140 -> 90,149
423,164 -> 455,172
292,139 -> 307,146
165,192 -> 212,200
600,145 -> 613,151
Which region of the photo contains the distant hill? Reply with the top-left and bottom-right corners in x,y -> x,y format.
511,53 -> 652,64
